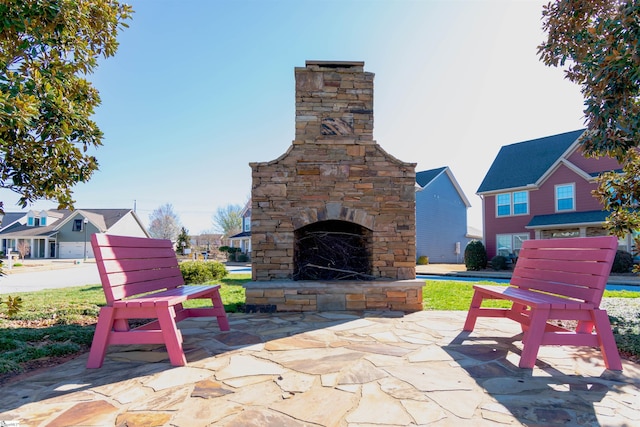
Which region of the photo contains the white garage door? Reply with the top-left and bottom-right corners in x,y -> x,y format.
58,242 -> 94,259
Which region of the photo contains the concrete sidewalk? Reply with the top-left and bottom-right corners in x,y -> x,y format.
1,310 -> 639,426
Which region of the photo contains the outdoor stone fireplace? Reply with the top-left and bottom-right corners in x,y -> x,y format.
244,61 -> 422,312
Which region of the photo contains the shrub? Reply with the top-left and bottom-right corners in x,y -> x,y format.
219,246 -> 242,261
417,255 -> 429,265
490,255 -> 508,271
464,240 -> 487,271
180,261 -> 229,284
611,250 -> 634,273
207,261 -> 229,280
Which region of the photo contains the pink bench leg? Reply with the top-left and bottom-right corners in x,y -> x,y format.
592,309 -> 623,370
512,303 -> 530,333
519,308 -> 549,368
156,306 -> 187,366
87,307 -> 116,369
576,320 -> 595,334
463,291 -> 484,331
210,290 -> 230,331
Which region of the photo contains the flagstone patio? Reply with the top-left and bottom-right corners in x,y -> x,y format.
1,311 -> 639,426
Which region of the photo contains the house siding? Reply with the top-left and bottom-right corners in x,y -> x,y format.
107,213 -> 148,237
567,148 -> 621,173
57,220 -> 97,243
481,134 -> 624,259
483,163 -> 605,257
416,174 -> 469,263
536,164 -> 602,213
482,194 -> 533,258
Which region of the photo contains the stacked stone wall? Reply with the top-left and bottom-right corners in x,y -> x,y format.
246,61 -> 422,311
250,61 -> 416,282
251,143 -> 416,281
244,280 -> 424,312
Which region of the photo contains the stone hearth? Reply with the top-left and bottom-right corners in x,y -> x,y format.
244,280 -> 423,312
245,61 -> 422,312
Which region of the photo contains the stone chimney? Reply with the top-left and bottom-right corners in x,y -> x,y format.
250,61 -> 417,283
294,61 -> 374,143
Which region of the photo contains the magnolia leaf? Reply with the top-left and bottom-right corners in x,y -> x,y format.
0,0 -> 133,213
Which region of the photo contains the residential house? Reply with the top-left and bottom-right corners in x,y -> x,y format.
228,201 -> 251,259
0,209 -> 148,259
477,129 -> 628,259
416,167 -> 478,263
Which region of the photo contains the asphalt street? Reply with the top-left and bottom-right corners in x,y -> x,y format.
0,263 -> 251,295
0,263 -> 101,294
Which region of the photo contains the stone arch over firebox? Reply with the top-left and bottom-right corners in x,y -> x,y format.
291,203 -> 375,231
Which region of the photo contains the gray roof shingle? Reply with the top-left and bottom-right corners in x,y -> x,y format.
0,209 -> 135,239
526,210 -> 609,227
416,167 -> 447,188
477,129 -> 585,193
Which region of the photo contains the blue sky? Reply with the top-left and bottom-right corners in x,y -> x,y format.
1,0 -> 585,234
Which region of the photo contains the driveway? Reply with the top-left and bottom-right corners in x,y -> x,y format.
0,263 -> 101,294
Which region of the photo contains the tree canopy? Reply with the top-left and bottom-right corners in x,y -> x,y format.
148,203 -> 181,241
212,204 -> 243,237
539,0 -> 640,256
0,0 -> 133,212
176,226 -> 190,255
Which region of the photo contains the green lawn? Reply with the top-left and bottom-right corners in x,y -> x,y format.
1,275 -> 638,376
0,274 -> 249,376
422,279 -> 640,310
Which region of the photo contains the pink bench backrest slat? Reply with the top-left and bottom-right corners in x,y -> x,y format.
92,233 -> 184,303
511,236 -> 617,305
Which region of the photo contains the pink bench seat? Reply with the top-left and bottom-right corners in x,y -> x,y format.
86,234 -> 230,368
463,236 -> 622,370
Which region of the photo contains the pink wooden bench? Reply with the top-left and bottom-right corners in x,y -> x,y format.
463,236 -> 622,370
86,234 -> 230,368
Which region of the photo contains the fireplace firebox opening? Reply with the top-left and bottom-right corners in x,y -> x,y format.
293,220 -> 373,281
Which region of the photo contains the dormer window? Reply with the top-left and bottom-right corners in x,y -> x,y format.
26,210 -> 37,226
26,210 -> 47,227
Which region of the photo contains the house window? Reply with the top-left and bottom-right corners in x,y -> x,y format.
496,191 -> 528,217
556,183 -> 575,211
244,216 -> 251,232
496,233 -> 529,258
513,191 -> 528,215
496,194 -> 511,216
72,219 -> 83,232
